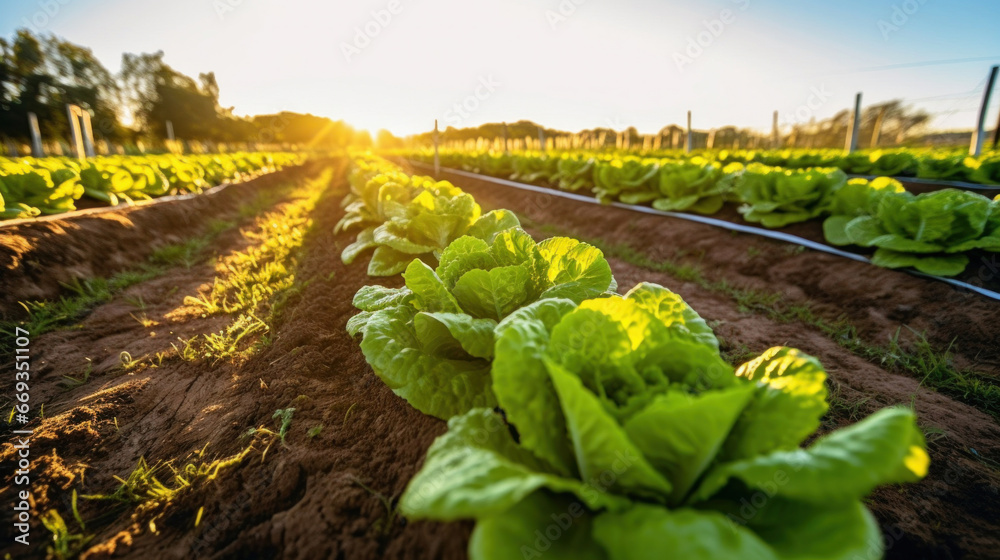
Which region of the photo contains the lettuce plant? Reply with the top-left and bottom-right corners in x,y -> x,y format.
827,189 -> 1000,276
552,155 -> 595,191
835,152 -> 877,175
0,189 -> 39,219
734,164 -> 846,228
0,166 -> 82,215
347,227 -> 617,419
592,158 -> 660,204
463,151 -> 514,177
77,159 -> 174,204
337,159 -> 487,276
0,153 -> 301,220
652,158 -> 735,214
916,154 -> 973,182
781,150 -> 838,169
510,154 -> 559,183
400,283 -> 928,560
874,151 -> 919,176
967,154 -> 1000,186
822,177 -> 904,246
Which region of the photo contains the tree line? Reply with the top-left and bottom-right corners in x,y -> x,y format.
412,102 -> 944,150
0,29 -> 370,149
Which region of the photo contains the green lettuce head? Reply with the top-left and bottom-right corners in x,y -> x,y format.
347,226 -> 617,419
831,189 -> 1000,276
338,165 -> 487,276
511,154 -> 559,183
735,164 -> 847,228
653,158 -> 736,215
592,158 -> 660,204
401,283 -> 928,560
822,177 -> 905,245
0,165 -> 83,215
552,154 -> 595,191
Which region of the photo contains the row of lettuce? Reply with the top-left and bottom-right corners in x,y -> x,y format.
405,150 -> 1000,277
412,147 -> 1000,185
0,152 -> 305,220
660,147 -> 1000,184
339,152 -> 928,560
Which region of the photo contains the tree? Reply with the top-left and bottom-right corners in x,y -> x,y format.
0,29 -> 125,143
376,129 -> 404,149
250,112 -> 361,149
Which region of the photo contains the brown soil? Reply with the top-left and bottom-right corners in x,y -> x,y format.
0,160 -> 471,559
416,164 -> 1000,560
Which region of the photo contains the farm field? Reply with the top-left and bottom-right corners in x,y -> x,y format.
0,154 -> 997,559
2,2 -> 1000,559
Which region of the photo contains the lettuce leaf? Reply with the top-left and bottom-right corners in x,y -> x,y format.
400,284 -> 928,560
350,228 -> 616,420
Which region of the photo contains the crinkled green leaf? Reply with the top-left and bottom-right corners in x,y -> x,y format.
452,265 -> 534,321
721,347 -> 829,461
436,236 -> 497,289
358,306 -> 495,419
493,298 -> 580,476
342,227 -> 377,265
400,409 -> 628,520
693,407 -> 928,505
624,282 -> 719,350
404,259 -> 462,313
352,285 -> 413,311
469,492 -> 608,560
367,245 -> 414,276
870,248 -> 969,276
414,312 -> 497,359
546,358 -> 674,501
537,237 -> 616,303
842,216 -> 885,247
373,222 -> 438,254
623,384 -> 755,505
465,209 -> 522,243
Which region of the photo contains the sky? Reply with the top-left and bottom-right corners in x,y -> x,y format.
2,0 -> 999,136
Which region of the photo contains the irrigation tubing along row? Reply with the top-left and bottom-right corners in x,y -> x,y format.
408,161 -> 1000,303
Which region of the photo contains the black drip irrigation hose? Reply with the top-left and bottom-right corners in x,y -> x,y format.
408,161 -> 1000,303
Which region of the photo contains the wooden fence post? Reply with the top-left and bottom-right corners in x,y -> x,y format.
971,65 -> 998,156
845,93 -> 862,153
433,119 -> 440,175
